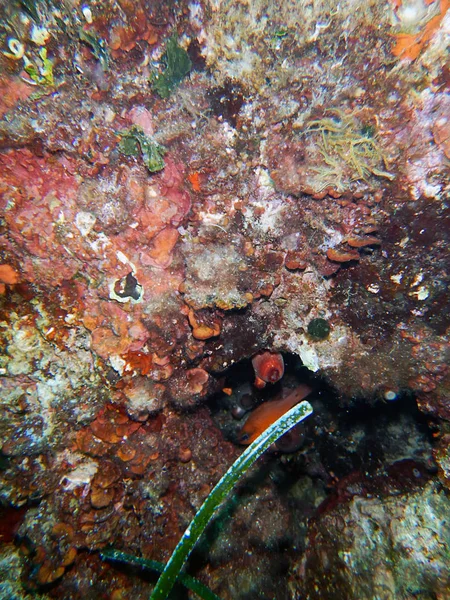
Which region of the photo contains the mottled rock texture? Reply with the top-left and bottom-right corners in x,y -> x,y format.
0,0 -> 448,597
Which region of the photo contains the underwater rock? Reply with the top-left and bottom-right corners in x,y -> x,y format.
294,481 -> 450,599
0,0 -> 448,596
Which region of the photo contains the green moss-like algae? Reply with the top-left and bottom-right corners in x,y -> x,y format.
308,317 -> 331,340
152,36 -> 192,99
118,125 -> 166,173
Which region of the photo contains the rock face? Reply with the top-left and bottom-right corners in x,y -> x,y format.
294,482 -> 450,600
0,0 -> 448,597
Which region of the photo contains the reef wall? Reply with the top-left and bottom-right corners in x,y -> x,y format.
0,0 -> 449,598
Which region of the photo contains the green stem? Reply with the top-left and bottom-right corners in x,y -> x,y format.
150,400 -> 313,600
101,549 -> 221,600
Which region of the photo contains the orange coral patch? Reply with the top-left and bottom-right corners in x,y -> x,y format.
392,0 -> 449,60
122,350 -> 153,375
186,368 -> 209,394
37,562 -> 65,585
147,227 -> 179,268
188,309 -> 221,340
91,327 -> 131,360
188,171 -> 201,192
327,248 -> 360,262
0,264 -> 19,285
284,251 -> 308,270
346,236 -> 381,248
0,78 -> 34,118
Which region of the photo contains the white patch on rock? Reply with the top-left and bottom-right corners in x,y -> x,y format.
60,461 -> 99,491
109,354 -> 126,375
75,211 -> 96,236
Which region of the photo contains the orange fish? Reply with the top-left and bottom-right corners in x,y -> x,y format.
237,384 -> 312,445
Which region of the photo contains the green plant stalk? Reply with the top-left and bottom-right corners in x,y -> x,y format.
101,549 -> 221,600
150,399 -> 314,600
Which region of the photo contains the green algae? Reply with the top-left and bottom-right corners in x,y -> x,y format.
101,549 -> 221,600
307,317 -> 331,340
24,47 -> 54,88
78,28 -> 109,70
152,36 -> 192,99
118,125 -> 166,173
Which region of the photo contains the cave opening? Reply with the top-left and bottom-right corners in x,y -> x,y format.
208,350 -> 437,504
183,352 -> 438,595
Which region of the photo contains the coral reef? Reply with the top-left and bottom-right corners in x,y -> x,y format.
0,0 -> 448,597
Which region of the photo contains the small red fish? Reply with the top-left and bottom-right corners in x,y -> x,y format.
237,384 -> 312,445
